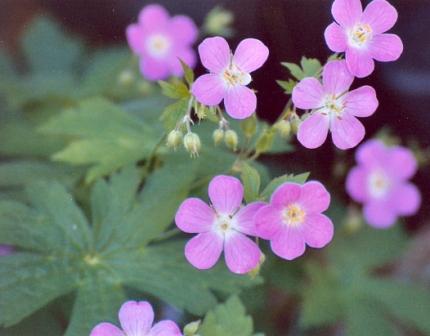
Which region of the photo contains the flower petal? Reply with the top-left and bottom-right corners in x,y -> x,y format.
233,38 -> 269,73
332,0 -> 363,27
191,74 -> 225,106
330,113 -> 365,150
224,86 -> 257,119
185,232 -> 223,270
198,36 -> 231,73
209,175 -> 244,215
299,181 -> 331,214
119,301 -> 154,335
322,60 -> 354,95
0,245 -> 14,256
324,22 -> 347,52
168,48 -> 196,77
271,183 -> 301,207
362,0 -> 398,34
126,24 -> 144,54
292,78 -> 324,110
138,4 -> 170,31
346,167 -> 369,202
356,139 -> 386,167
297,113 -> 330,149
175,198 -> 215,233
390,183 -> 421,216
344,85 -> 378,117
345,48 -> 375,78
254,205 -> 283,240
235,202 -> 266,236
363,199 -> 397,228
369,34 -> 403,62
150,320 -> 182,336
303,214 -> 334,248
169,15 -> 198,45
271,227 -> 306,260
139,57 -> 170,81
224,233 -> 261,274
90,323 -> 124,336
387,146 -> 418,180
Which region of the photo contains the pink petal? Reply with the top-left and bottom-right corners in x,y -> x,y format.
363,199 -> 397,228
362,0 -> 398,34
271,182 -> 302,207
138,4 -> 170,31
344,85 -> 378,117
150,320 -> 182,336
185,232 -> 223,270
299,181 -> 331,214
235,202 -> 266,236
324,22 -> 347,52
303,214 -> 334,248
322,60 -> 354,95
191,74 -> 225,106
292,78 -> 324,110
90,323 -> 124,336
209,175 -> 244,215
168,47 -> 196,77
345,48 -> 375,78
297,113 -> 330,149
224,233 -> 261,274
356,139 -> 386,167
369,34 -> 403,62
331,0 -> 363,27
119,301 -> 154,335
270,227 -> 306,260
330,113 -> 365,150
346,167 -> 369,202
254,205 -> 283,240
391,183 -> 421,216
0,245 -> 14,256
198,37 -> 231,73
169,15 -> 198,45
139,57 -> 170,81
175,198 -> 215,233
388,146 -> 417,180
224,86 -> 257,119
126,24 -> 144,54
233,38 -> 269,73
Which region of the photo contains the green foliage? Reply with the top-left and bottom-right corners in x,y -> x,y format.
260,172 -> 309,200
241,163 -> 261,203
281,57 -> 322,81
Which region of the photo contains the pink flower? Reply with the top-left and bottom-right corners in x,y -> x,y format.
254,181 -> 333,260
292,60 -> 378,150
346,140 -> 421,228
126,4 -> 198,80
175,175 -> 264,274
324,0 -> 403,78
90,300 -> 181,336
191,37 -> 269,119
0,245 -> 13,256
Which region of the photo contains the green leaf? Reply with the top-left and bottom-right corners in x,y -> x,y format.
276,79 -> 296,94
281,62 -> 304,80
160,97 -> 189,130
240,115 -> 257,139
241,163 -> 261,203
180,59 -> 195,85
260,172 -> 309,200
300,57 -> 322,78
159,79 -> 190,99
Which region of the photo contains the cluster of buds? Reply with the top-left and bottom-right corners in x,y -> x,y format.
273,110 -> 301,139
167,129 -> 201,157
212,118 -> 239,151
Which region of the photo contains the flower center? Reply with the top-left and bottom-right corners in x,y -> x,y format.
348,23 -> 373,48
221,62 -> 252,88
146,34 -> 171,58
282,204 -> 306,227
213,214 -> 235,237
368,170 -> 391,199
321,94 -> 345,118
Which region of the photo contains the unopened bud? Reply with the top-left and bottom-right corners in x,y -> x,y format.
224,129 -> 238,151
204,7 -> 234,36
183,320 -> 201,336
213,129 -> 224,145
290,114 -> 301,134
117,69 -> 135,86
344,207 -> 363,234
166,130 -> 183,149
248,252 -> 266,278
196,104 -> 207,120
183,132 -> 201,157
274,120 -> 291,138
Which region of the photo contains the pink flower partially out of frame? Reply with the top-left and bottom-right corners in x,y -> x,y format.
346,139 -> 421,228
292,60 -> 378,150
90,300 -> 182,336
255,181 -> 334,261
191,37 -> 269,119
175,175 -> 264,274
0,245 -> 14,256
126,4 -> 198,80
325,0 -> 403,78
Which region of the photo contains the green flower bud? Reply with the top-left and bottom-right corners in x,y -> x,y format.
290,114 -> 301,134
183,320 -> 201,336
183,132 -> 201,157
274,120 -> 291,138
117,69 -> 135,86
166,130 -> 183,149
204,6 -> 234,36
213,129 -> 224,145
224,129 -> 238,151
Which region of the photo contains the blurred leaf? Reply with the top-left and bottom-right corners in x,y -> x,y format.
300,57 -> 322,78
159,80 -> 189,99
281,62 -> 304,80
240,115 -> 257,139
241,163 -> 261,203
180,59 -> 195,85
260,172 -> 309,200
160,97 -> 189,130
276,79 -> 296,94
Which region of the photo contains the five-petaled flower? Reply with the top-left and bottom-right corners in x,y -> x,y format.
325,0 -> 403,78
126,4 -> 198,80
191,37 -> 269,120
254,181 -> 334,261
175,175 -> 264,274
90,300 -> 182,336
346,139 -> 421,228
292,60 -> 378,150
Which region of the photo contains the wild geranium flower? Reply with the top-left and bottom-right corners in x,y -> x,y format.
126,4 -> 198,80
346,139 -> 421,228
191,37 -> 269,119
292,60 -> 378,150
255,181 -> 333,260
325,0 -> 403,78
0,245 -> 13,256
90,300 -> 181,336
175,175 -> 264,274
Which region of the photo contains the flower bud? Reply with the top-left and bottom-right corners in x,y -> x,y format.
274,120 -> 291,138
248,253 -> 266,278
224,129 -> 238,151
213,129 -> 224,145
166,130 -> 183,149
204,7 -> 234,36
183,320 -> 201,336
290,114 -> 301,134
183,132 -> 201,157
117,69 -> 135,86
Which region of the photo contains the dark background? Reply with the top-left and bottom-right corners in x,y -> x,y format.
1,0 -> 429,226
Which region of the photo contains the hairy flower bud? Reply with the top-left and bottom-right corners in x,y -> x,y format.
166,130 -> 183,149
213,129 -> 224,145
274,120 -> 291,138
183,132 -> 201,157
224,129 -> 238,151
183,320 -> 201,336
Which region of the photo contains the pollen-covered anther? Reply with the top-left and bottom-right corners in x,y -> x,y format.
282,204 -> 306,227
